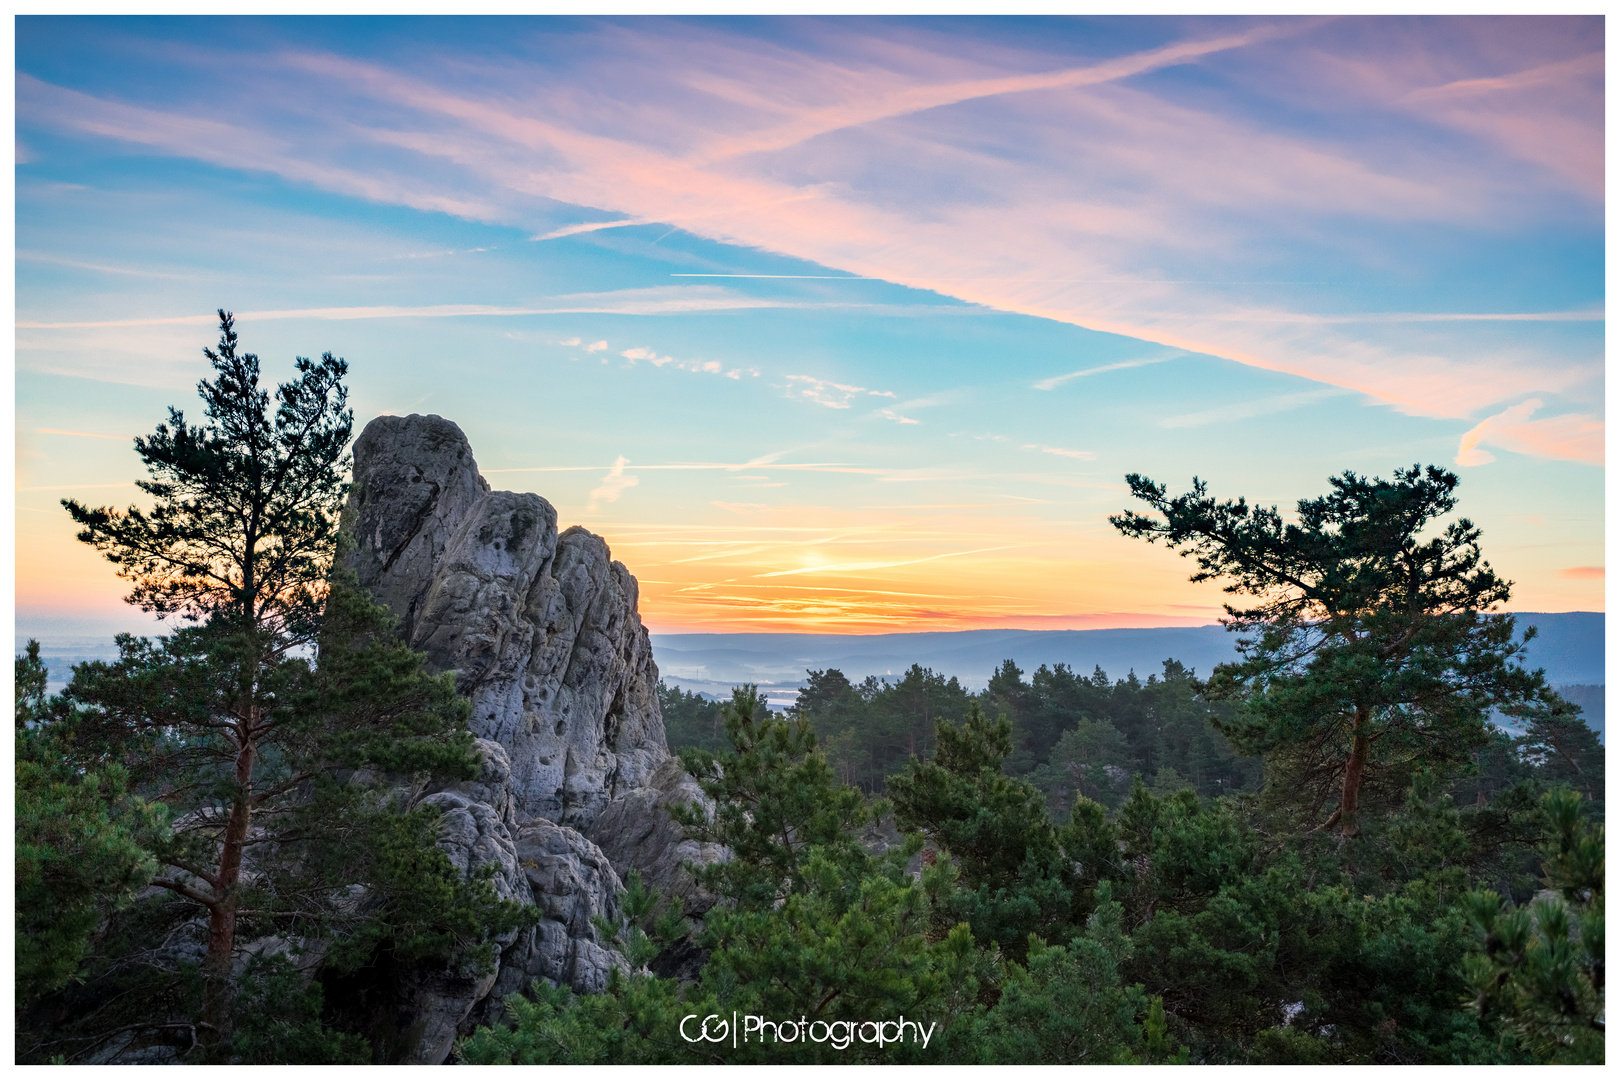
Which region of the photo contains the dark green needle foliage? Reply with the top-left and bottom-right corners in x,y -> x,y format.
673,685 -> 885,910
21,313 -> 529,1063
14,642 -> 164,1008
889,705 -> 1076,957
1112,465 -> 1558,836
1464,789 -> 1604,1063
656,681 -> 732,754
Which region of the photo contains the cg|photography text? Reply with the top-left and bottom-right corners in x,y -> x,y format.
680,1014 -> 938,1051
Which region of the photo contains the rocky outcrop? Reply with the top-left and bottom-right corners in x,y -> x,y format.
343,413 -> 667,830
586,757 -> 727,920
341,415 -> 722,1063
404,745 -> 633,1061
498,821 -> 628,997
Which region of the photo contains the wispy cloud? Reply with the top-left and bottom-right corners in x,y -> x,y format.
585,455 -> 639,511
878,408 -> 920,425
1187,308 -> 1603,325
755,545 -> 1018,578
37,428 -> 132,440
1399,52 -> 1603,197
531,217 -> 653,240
16,249 -> 196,279
1022,444 -> 1094,460
392,245 -> 493,259
784,375 -> 895,409
14,18 -> 1603,456
17,287 -> 799,329
1455,399 -> 1602,467
1034,355 -> 1178,391
622,345 -> 757,379
621,346 -> 674,367
686,20 -> 1317,164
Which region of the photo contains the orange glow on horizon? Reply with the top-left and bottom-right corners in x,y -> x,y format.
17,491 -> 1603,638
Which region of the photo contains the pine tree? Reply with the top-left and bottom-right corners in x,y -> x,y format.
1111,465 -> 1554,835
673,685 -> 881,911
61,310 -> 354,1022
14,642 -> 163,1007
889,705 -> 1074,957
49,312 -> 526,1058
1464,789 -> 1604,1063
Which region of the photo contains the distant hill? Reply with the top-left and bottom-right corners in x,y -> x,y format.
649,613 -> 1605,736
21,612 -> 1604,736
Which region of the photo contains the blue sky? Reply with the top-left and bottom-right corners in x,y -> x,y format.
15,15 -> 1604,635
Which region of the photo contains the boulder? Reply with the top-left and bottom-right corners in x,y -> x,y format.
398,775 -> 532,1064
420,790 -> 530,921
342,414 -> 668,829
398,953 -> 504,1066
405,775 -> 634,1061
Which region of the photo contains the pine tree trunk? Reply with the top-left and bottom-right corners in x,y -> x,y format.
1339,705 -> 1371,836
203,712 -> 258,1044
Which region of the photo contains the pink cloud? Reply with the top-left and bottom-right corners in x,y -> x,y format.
16,21 -> 1602,450
1456,399 -> 1603,466
685,21 -> 1318,165
1401,52 -> 1604,196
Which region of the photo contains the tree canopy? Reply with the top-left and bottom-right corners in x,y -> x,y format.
24,313 -> 528,1063
1111,465 -> 1556,834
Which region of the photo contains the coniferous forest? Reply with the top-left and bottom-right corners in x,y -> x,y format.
16,318 -> 1605,1064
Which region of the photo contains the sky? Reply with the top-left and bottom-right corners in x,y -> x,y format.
14,15 -> 1605,640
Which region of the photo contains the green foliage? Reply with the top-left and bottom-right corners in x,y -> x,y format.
656,681 -> 730,754
1464,789 -> 1604,1063
674,685 -> 885,911
960,917 -> 1147,1064
890,706 -> 1074,955
14,642 -> 164,1007
761,656 -> 1260,814
229,955 -> 369,1065
20,313 -> 532,1063
1113,465 -> 1557,836
1130,996 -> 1192,1064
468,686 -> 978,1064
468,651 -> 1599,1066
1512,693 -> 1606,810
27,577 -> 533,1062
788,664 -> 974,791
62,310 -> 351,634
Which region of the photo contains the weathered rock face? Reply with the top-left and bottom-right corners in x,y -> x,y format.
343,414 -> 668,829
586,756 -> 727,920
507,820 -> 628,993
405,743 -> 633,1061
342,414 -> 727,1063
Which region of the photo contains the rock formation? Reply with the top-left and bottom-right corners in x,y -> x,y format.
340,415 -> 724,1063
586,757 -> 724,922
344,413 -> 667,830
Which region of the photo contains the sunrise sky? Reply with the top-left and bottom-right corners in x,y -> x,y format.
14,15 -> 1605,639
